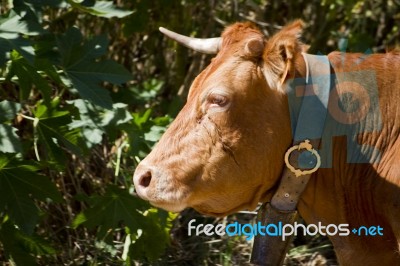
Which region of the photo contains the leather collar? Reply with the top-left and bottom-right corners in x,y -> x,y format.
251,53 -> 332,266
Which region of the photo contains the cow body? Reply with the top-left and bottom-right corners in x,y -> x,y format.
299,52 -> 400,265
133,21 -> 400,265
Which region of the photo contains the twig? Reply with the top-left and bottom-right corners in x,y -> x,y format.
20,114 -> 41,161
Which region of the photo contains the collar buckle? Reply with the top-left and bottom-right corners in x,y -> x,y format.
284,139 -> 321,177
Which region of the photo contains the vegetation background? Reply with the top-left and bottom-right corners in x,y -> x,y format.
0,0 -> 399,265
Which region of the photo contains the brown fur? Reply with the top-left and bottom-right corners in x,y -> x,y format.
134,20 -> 400,265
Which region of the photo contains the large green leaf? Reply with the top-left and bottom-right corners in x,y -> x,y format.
68,99 -> 132,148
9,53 -> 51,103
0,219 -> 56,265
66,74 -> 114,109
0,153 -> 62,234
72,185 -> 149,238
57,29 -> 103,67
58,28 -> 133,109
73,185 -> 174,262
127,209 -> 175,262
34,103 -> 83,168
0,221 -> 37,265
0,10 -> 38,66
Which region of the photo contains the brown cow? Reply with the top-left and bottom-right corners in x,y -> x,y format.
133,20 -> 400,265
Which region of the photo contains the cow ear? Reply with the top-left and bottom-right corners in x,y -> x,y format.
244,38 -> 264,58
263,20 -> 305,90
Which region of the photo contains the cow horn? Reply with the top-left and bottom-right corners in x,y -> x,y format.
159,27 -> 221,54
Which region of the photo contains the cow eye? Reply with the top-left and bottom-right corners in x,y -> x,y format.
207,94 -> 228,107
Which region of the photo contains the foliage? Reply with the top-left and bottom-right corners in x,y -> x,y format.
0,0 -> 399,265
0,0 -> 174,264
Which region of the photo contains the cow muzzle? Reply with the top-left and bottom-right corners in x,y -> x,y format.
133,165 -> 152,200
133,163 -> 188,212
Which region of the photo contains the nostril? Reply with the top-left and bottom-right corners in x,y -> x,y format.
139,171 -> 152,188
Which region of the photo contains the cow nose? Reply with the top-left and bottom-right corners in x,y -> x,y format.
138,170 -> 152,188
133,166 -> 153,200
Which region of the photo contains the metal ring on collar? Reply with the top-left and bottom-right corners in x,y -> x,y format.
284,139 -> 321,177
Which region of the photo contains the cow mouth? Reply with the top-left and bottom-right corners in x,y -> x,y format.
194,205 -> 244,217
192,186 -> 275,217
148,199 -> 187,213
131,184 -> 187,212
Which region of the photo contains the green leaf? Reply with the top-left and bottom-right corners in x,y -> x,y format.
0,10 -> 39,66
101,103 -> 132,127
0,10 -> 42,36
58,28 -> 104,67
144,125 -> 167,142
17,231 -> 56,256
119,110 -> 172,158
0,125 -> 22,153
0,35 -> 34,66
0,219 -> 55,265
9,55 -> 52,103
58,28 -> 133,109
0,153 -> 62,234
73,186 -> 175,262
127,209 -> 175,262
69,59 -> 133,84
112,79 -> 164,106
68,99 -> 104,147
122,2 -> 151,35
120,126 -> 148,158
34,104 -> 83,168
0,221 -> 37,265
33,34 -> 64,86
67,74 -> 114,109
72,185 -> 149,238
0,100 -> 21,123
69,0 -> 133,18
0,101 -> 22,153
88,1 -> 133,18
132,109 -> 152,130
0,154 -> 63,201
68,100 -> 132,147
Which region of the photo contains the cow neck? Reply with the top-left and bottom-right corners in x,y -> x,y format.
251,53 -> 332,266
271,53 -> 331,211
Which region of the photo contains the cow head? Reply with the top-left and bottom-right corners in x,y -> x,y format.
133,21 -> 307,216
